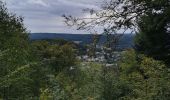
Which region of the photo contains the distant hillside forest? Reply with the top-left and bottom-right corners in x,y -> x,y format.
30,33 -> 134,49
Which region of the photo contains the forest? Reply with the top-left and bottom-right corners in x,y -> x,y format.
0,0 -> 170,100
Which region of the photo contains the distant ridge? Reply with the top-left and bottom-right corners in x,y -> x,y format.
30,33 -> 93,44
29,33 -> 134,49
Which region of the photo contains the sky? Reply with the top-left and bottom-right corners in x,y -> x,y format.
4,0 -> 102,34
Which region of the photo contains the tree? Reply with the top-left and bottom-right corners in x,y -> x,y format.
0,1 -> 29,50
0,1 -> 43,99
31,40 -> 77,73
119,49 -> 170,99
31,39 -> 79,99
135,6 -> 170,65
63,0 -> 170,34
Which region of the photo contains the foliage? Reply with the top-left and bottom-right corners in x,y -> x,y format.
31,40 -> 77,72
64,0 -> 170,34
0,1 -> 39,99
1,0 -> 170,99
134,6 -> 170,65
119,49 -> 170,99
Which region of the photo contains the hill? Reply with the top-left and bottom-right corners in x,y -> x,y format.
29,33 -> 134,49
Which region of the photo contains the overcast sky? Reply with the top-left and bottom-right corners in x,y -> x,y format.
4,0 -> 102,34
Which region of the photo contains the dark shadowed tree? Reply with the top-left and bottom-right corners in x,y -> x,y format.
135,5 -> 170,65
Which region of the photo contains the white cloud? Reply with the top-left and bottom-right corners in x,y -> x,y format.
57,0 -> 99,9
4,0 -> 100,33
27,0 -> 49,7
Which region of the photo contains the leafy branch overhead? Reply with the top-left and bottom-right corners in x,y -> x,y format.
63,0 -> 170,34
